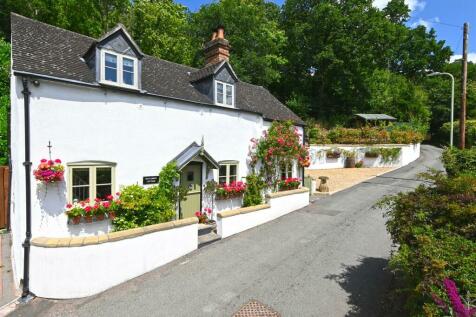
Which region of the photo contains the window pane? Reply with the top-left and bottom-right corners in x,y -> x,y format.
229,164 -> 237,176
217,83 -> 224,104
123,58 -> 134,72
219,177 -> 227,185
72,168 -> 89,186
105,53 -> 117,68
229,175 -> 237,183
105,53 -> 117,82
219,165 -> 227,178
105,66 -> 117,82
123,58 -> 134,85
226,85 -> 233,105
96,185 -> 112,200
96,167 -> 111,184
73,186 -> 89,202
123,71 -> 134,85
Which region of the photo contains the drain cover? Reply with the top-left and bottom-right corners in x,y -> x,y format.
233,300 -> 280,317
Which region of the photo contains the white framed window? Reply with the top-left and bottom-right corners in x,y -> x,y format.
280,164 -> 293,179
67,162 -> 116,202
218,161 -> 238,184
100,49 -> 138,89
215,80 -> 234,107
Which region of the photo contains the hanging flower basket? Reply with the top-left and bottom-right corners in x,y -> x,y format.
33,159 -> 64,183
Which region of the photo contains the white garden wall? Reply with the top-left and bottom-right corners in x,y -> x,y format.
217,188 -> 309,239
307,143 -> 420,170
29,219 -> 198,299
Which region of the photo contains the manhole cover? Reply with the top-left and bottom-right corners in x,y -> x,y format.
233,300 -> 280,317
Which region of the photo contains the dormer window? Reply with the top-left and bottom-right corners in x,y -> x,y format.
215,80 -> 234,107
100,49 -> 138,89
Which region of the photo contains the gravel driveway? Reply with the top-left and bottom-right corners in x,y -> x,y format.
9,145 -> 443,317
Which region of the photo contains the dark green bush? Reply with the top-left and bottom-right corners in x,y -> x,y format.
441,147 -> 476,176
378,172 -> 476,315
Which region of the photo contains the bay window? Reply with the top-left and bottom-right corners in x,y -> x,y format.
68,162 -> 116,202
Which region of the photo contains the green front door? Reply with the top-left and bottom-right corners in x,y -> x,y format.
180,162 -> 202,219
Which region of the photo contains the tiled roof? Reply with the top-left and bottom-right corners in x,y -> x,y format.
10,13 -> 304,124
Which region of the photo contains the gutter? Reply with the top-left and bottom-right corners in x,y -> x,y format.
20,77 -> 32,300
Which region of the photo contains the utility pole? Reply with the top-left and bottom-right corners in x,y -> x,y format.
460,22 -> 469,149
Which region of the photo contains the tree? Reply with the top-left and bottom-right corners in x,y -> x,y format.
278,0 -> 452,125
189,0 -> 287,87
0,39 -> 10,165
129,0 -> 194,65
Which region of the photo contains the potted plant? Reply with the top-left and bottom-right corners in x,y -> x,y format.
195,209 -> 212,224
106,193 -> 121,220
326,148 -> 342,159
216,181 -> 246,200
83,205 -> 93,223
364,148 -> 380,158
33,158 -> 65,184
65,202 -> 83,225
343,150 -> 357,168
277,177 -> 301,191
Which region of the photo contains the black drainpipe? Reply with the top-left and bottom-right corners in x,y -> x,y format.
21,77 -> 32,299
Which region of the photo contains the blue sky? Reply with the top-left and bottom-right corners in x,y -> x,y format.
177,0 -> 476,62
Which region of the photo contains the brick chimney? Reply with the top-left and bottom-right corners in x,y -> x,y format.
204,26 -> 230,66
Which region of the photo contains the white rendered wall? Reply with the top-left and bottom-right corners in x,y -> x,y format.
217,190 -> 309,238
307,144 -> 421,170
30,223 -> 198,299
9,77 -> 303,287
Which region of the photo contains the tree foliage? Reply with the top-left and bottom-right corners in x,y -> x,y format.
0,0 -> 460,140
0,38 -> 9,165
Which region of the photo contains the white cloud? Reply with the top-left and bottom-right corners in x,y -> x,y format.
373,0 -> 426,12
450,53 -> 476,63
410,17 -> 439,29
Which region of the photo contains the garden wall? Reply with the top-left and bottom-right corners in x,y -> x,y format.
29,218 -> 198,299
217,188 -> 309,238
307,143 -> 420,170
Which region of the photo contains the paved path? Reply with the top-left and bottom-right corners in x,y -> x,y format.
9,145 -> 443,317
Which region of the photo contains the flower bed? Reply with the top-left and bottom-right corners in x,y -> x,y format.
65,193 -> 121,224
278,177 -> 300,191
216,181 -> 246,200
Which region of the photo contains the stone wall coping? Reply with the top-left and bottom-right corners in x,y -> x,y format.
217,204 -> 271,219
31,217 -> 198,248
266,187 -> 309,199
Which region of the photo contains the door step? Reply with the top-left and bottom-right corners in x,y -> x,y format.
198,223 -> 217,236
198,232 -> 221,248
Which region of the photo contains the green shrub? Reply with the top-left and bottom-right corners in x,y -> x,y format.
242,173 -> 266,207
112,162 -> 183,231
112,184 -> 175,231
378,172 -> 476,315
438,120 -> 476,147
378,147 -> 401,163
441,147 -> 476,177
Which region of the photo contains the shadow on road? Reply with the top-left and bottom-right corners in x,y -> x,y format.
325,257 -> 393,317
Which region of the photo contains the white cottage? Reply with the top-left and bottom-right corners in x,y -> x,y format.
9,14 -> 304,297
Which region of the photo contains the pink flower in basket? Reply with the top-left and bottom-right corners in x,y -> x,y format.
33,158 -> 65,183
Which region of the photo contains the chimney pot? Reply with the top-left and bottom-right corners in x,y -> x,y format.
216,27 -> 225,39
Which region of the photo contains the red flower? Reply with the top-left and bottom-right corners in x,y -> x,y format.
194,211 -> 201,217
116,192 -> 121,196
54,159 -> 61,163
106,195 -> 114,201
102,201 -> 111,208
65,203 -> 73,209
94,197 -> 101,202
84,206 -> 92,213
40,159 -> 47,163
